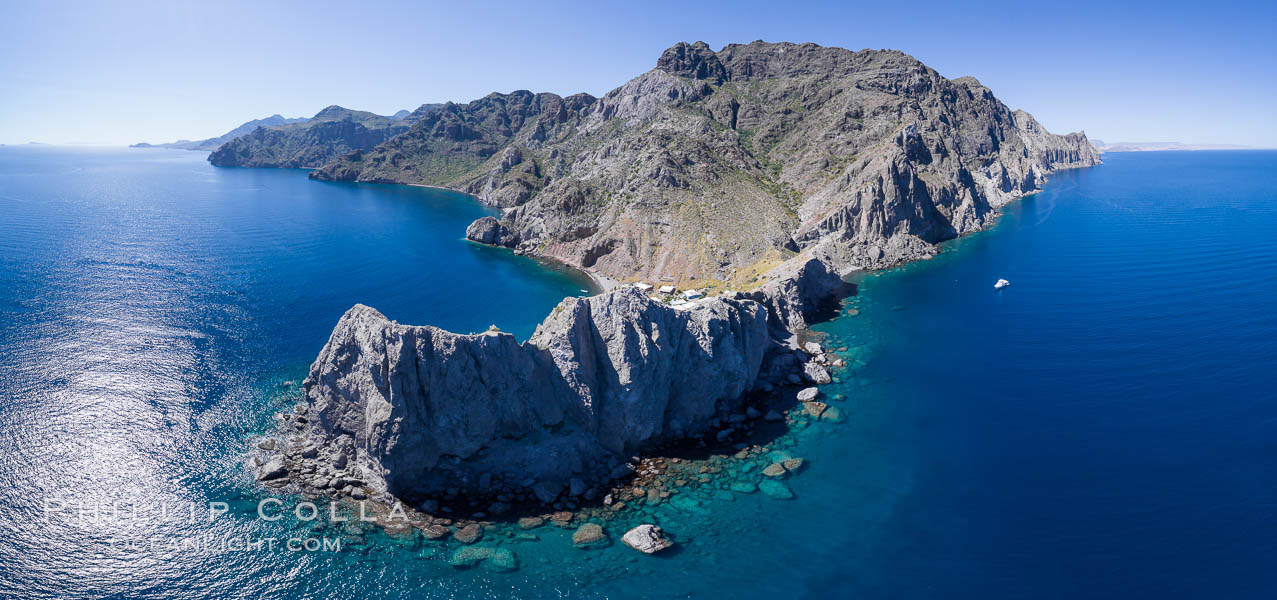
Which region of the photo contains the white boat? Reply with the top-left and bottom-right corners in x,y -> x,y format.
994,278 -> 1010,289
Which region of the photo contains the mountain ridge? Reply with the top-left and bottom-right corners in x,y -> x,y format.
207,105 -> 431,168
302,40 -> 1099,285
131,114 -> 310,151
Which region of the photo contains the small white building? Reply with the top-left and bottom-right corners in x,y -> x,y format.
682,289 -> 704,300
658,285 -> 676,294
634,282 -> 653,292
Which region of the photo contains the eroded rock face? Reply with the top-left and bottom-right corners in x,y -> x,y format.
285,257 -> 842,502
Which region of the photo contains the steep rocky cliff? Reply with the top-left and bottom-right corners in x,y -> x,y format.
209,105 -> 418,168
262,258 -> 844,503
312,41 -> 1100,284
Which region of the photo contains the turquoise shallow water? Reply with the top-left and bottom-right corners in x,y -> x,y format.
1,147 -> 1275,599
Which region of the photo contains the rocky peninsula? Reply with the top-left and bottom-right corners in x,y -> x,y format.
255,257 -> 846,505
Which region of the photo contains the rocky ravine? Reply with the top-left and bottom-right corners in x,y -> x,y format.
311,40 -> 1100,284
255,257 -> 845,506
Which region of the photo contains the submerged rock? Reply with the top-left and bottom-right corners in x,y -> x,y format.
621,524 -> 674,554
572,523 -> 609,549
730,481 -> 758,493
759,480 -> 794,499
450,546 -> 517,572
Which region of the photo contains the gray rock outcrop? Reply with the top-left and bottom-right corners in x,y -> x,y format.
464,216 -> 518,247
621,524 -> 674,554
272,257 -> 842,503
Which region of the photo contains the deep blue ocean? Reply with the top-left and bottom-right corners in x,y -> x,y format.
0,146 -> 1274,599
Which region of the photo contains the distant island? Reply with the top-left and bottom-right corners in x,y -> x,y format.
131,114 -> 310,151
1092,139 -> 1255,152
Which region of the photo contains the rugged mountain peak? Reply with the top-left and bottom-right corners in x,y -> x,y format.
656,41 -> 727,83
312,105 -> 353,120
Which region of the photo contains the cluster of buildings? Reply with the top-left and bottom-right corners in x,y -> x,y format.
632,282 -> 707,309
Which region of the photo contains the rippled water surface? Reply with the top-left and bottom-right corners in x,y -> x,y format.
1,147 -> 1275,599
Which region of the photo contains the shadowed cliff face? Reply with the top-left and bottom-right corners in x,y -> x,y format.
310,40 -> 1100,283
275,258 -> 843,502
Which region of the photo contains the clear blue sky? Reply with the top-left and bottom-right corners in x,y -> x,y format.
2,0 -> 1273,147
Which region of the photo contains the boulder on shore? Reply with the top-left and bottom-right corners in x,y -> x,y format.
804,362 -> 832,384
255,458 -> 287,481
